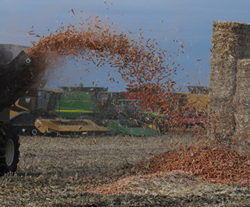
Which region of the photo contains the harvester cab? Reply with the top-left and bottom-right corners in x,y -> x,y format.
36,89 -> 62,116
8,88 -> 63,136
96,91 -> 125,118
117,99 -> 140,119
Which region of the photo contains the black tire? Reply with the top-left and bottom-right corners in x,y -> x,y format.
29,127 -> 40,136
0,123 -> 20,175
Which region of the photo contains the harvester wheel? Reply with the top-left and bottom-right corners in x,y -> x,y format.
0,123 -> 20,175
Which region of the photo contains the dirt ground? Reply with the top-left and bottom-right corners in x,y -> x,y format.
1,133 -> 250,206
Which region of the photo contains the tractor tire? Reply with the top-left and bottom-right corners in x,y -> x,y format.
0,123 -> 20,175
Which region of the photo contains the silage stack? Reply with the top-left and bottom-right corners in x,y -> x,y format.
208,21 -> 250,141
234,59 -> 250,140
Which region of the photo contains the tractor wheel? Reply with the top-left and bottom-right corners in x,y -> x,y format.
0,123 -> 20,175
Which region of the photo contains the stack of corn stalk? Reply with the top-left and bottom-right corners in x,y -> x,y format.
234,59 -> 250,140
208,21 -> 250,141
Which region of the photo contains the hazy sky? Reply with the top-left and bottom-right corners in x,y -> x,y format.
1,0 -> 250,91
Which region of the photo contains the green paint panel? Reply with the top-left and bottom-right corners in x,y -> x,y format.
56,91 -> 100,119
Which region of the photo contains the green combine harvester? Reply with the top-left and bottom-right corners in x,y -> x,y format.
105,99 -> 165,136
56,87 -> 161,136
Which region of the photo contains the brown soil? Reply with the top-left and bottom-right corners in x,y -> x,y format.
1,133 -> 250,206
